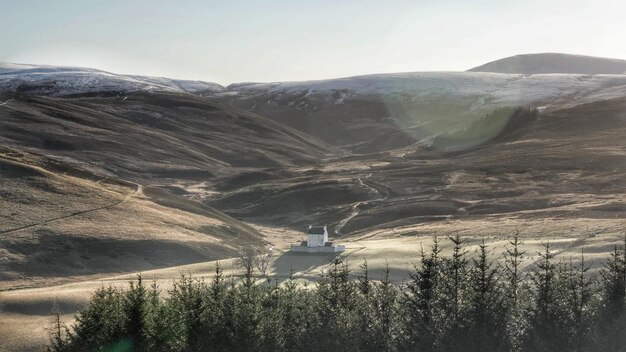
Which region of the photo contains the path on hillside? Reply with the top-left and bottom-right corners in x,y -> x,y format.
334,173 -> 386,235
0,181 -> 142,236
0,99 -> 14,106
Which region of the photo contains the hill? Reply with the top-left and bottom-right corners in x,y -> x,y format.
0,90 -> 331,181
0,148 -> 264,290
207,98 -> 626,234
0,88 -> 333,289
0,63 -> 225,96
4,61 -> 626,152
210,71 -> 626,152
468,53 -> 626,74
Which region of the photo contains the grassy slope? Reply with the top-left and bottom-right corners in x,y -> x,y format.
0,149 -> 264,291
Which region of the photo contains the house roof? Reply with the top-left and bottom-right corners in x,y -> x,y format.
307,226 -> 326,235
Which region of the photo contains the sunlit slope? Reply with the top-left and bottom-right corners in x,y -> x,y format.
211,72 -> 626,150
0,90 -> 332,182
0,149 -> 264,290
208,98 -> 626,234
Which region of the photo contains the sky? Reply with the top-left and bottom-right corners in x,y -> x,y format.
2,0 -> 626,85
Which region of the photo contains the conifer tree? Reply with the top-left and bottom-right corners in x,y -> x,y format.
233,254 -> 262,352
502,231 -> 527,351
594,236 -> 626,351
403,236 -> 441,352
279,269 -> 312,352
437,234 -> 470,352
503,231 -> 526,307
356,259 -> 375,352
169,274 -> 208,351
47,301 -> 70,352
199,263 -> 232,352
358,259 -> 371,296
524,242 -> 571,352
370,263 -> 400,352
123,275 -> 153,351
466,238 -> 508,352
562,251 -> 593,352
64,286 -> 127,351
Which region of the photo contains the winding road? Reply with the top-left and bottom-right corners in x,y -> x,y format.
334,173 -> 386,235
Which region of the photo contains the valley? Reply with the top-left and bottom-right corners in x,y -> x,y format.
0,53 -> 625,351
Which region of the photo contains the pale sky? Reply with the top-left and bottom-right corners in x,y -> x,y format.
2,0 -> 626,85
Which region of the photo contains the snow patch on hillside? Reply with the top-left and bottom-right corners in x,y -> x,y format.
228,72 -> 517,97
225,71 -> 626,108
0,63 -> 225,96
3,63 -> 626,108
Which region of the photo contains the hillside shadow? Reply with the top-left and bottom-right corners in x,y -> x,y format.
1,230 -> 221,283
271,251 -> 337,279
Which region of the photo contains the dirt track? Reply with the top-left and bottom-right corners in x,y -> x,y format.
0,180 -> 142,236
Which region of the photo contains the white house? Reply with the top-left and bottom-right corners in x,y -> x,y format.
306,225 -> 329,247
291,225 -> 345,253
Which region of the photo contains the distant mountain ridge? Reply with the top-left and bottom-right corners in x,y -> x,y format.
468,53 -> 626,74
4,52 -> 626,98
0,62 -> 225,96
5,56 -> 626,151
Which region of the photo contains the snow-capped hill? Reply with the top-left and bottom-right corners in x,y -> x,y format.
222,71 -> 626,107
213,70 -> 626,148
228,72 -> 516,97
468,53 -> 626,74
0,63 -> 105,75
0,63 -> 225,96
127,76 -> 225,94
4,59 -> 626,108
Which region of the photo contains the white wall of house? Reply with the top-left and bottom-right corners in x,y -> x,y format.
307,226 -> 329,247
307,234 -> 325,247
